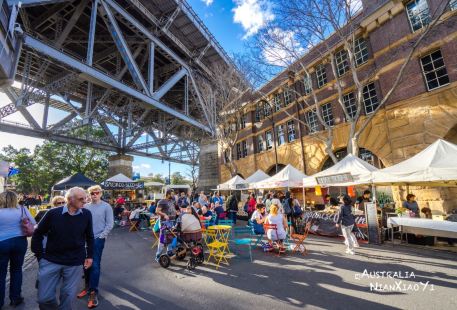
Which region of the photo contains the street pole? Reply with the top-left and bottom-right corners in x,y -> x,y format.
169,161 -> 171,185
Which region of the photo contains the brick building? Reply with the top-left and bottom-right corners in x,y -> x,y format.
219,0 -> 457,213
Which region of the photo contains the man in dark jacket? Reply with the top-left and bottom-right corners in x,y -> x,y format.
32,187 -> 94,310
226,194 -> 239,224
335,195 -> 359,255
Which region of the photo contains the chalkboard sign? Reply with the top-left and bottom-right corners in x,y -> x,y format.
364,202 -> 380,244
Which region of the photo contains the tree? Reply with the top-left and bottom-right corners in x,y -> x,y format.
196,59 -> 252,177
185,163 -> 199,191
170,171 -> 189,185
0,130 -> 110,194
145,173 -> 166,183
246,0 -> 452,162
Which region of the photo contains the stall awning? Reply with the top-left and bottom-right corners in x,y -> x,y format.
370,139 -> 457,186
102,173 -> 144,190
303,154 -> 378,188
52,173 -> 98,190
252,164 -> 307,189
217,175 -> 245,190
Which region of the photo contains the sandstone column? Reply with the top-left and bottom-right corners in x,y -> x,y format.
198,141 -> 219,192
108,154 -> 134,178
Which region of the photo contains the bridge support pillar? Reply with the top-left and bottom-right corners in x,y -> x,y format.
108,154 -> 134,178
198,140 -> 219,193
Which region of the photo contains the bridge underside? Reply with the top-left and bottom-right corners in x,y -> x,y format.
0,0 -> 229,165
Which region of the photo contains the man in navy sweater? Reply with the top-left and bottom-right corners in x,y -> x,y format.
32,187 -> 94,310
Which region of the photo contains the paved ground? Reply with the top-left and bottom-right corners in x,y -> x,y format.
4,224 -> 457,310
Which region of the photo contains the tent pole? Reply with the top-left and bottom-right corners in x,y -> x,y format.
302,186 -> 305,209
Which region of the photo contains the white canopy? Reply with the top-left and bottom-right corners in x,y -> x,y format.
245,170 -> 270,184
371,139 -> 457,186
105,173 -> 134,183
252,164 -> 307,189
217,175 -> 245,190
144,181 -> 164,187
302,154 -> 378,188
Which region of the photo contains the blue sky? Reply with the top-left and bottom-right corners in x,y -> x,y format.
0,0 -> 275,178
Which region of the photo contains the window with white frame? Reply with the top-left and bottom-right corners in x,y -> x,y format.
306,109 -> 318,133
451,0 -> 457,10
236,143 -> 242,160
257,135 -> 264,152
274,94 -> 282,112
284,90 -> 292,106
242,141 -> 248,157
406,0 -> 430,32
264,101 -> 271,117
322,103 -> 334,126
276,124 -> 286,146
240,114 -> 246,129
255,104 -> 262,122
343,92 -> 357,120
354,37 -> 369,66
287,120 -> 296,142
265,130 -> 273,149
420,49 -> 450,91
363,83 -> 379,114
335,49 -> 349,77
303,74 -> 312,95
316,64 -> 327,88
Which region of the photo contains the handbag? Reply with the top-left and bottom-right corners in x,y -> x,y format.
21,206 -> 35,237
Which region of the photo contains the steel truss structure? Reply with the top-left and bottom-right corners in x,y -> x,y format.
0,0 -> 232,165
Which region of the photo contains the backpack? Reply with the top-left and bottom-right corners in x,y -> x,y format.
293,204 -> 302,217
283,198 -> 292,215
243,202 -> 248,213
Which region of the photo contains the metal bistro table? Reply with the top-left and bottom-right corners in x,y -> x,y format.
387,217 -> 457,245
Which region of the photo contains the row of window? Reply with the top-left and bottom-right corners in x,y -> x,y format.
407,0 -> 457,32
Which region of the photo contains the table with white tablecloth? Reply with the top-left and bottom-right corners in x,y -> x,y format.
387,217 -> 457,241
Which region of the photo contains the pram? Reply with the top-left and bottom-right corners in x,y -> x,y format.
157,220 -> 204,270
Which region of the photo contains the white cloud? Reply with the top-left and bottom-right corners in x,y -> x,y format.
262,28 -> 305,66
140,163 -> 151,169
232,0 -> 274,39
202,0 -> 214,6
349,0 -> 363,15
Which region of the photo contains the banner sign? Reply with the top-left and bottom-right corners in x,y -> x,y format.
316,173 -> 353,185
0,161 -> 8,177
103,181 -> 144,190
235,183 -> 248,190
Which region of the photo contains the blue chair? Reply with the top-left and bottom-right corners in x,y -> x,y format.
248,220 -> 264,247
284,221 -> 292,246
218,219 -> 234,226
231,227 -> 253,262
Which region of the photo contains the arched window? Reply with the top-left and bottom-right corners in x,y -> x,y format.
321,148 -> 383,171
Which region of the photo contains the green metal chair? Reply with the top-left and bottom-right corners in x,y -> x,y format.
231,226 -> 253,262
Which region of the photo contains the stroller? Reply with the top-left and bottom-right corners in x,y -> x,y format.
157,220 -> 205,270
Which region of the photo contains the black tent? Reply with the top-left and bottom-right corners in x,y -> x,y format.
52,173 -> 98,190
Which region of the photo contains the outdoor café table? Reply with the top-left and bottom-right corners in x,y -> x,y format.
387,217 -> 457,244
207,225 -> 232,253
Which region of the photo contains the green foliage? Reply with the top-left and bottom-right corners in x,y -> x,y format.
144,173 -> 166,183
171,171 -> 190,185
0,138 -> 109,194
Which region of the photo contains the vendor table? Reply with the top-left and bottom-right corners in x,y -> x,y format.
387,217 -> 457,243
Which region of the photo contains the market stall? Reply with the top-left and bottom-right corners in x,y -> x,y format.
217,175 -> 245,190
300,155 -> 380,242
102,173 -> 145,208
252,164 -> 307,189
52,173 -> 98,191
242,170 -> 270,189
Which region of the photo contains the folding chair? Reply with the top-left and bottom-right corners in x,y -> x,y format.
290,222 -> 312,255
231,227 -> 253,262
129,219 -> 139,232
263,224 -> 286,256
151,219 -> 161,249
206,230 -> 229,269
248,220 -> 264,247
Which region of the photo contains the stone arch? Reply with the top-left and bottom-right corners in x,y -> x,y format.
319,147 -> 384,171
266,164 -> 286,176
443,123 -> 457,144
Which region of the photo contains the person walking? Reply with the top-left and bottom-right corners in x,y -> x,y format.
336,195 -> 359,255
226,194 -> 239,225
0,191 -> 36,309
77,185 -> 113,308
32,187 -> 94,310
155,190 -> 177,261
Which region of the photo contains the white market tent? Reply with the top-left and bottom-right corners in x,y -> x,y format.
370,139 -> 457,186
252,164 -> 307,189
302,154 -> 378,188
217,175 -> 245,190
105,173 -> 134,183
144,181 -> 164,187
245,170 -> 270,184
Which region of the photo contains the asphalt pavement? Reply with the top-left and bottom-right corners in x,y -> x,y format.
4,224 -> 457,310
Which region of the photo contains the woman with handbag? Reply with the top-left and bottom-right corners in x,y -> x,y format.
0,191 -> 36,309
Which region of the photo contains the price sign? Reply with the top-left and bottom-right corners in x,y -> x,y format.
364,202 -> 380,244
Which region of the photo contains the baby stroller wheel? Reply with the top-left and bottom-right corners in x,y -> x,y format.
159,254 -> 171,268
194,244 -> 204,264
176,246 -> 186,260
187,258 -> 196,270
